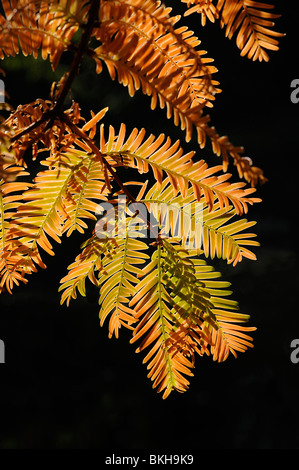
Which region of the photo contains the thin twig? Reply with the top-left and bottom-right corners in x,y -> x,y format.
53,0 -> 101,113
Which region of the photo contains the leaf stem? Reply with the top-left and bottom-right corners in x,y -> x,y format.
53,0 -> 101,113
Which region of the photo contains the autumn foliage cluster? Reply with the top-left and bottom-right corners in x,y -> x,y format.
0,0 -> 283,398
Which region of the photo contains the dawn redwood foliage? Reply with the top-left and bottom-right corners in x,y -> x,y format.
0,0 -> 283,398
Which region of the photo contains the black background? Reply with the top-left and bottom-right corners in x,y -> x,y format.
0,0 -> 298,450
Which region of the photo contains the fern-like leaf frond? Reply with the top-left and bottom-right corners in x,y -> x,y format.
0,0 -> 91,69
60,230 -> 149,338
97,235 -> 149,338
182,0 -> 219,25
129,238 -> 255,397
95,0 -> 219,111
8,157 -> 76,272
164,243 -> 256,362
140,177 -> 260,265
7,144 -> 109,275
94,0 -> 239,167
182,0 -> 283,62
91,0 -> 267,185
61,148 -> 109,237
59,234 -> 118,305
192,254 -> 256,361
217,0 -> 284,62
100,123 -> 260,215
0,164 -> 31,293
129,242 -> 195,399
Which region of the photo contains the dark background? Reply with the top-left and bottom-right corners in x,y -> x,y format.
0,0 -> 298,450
